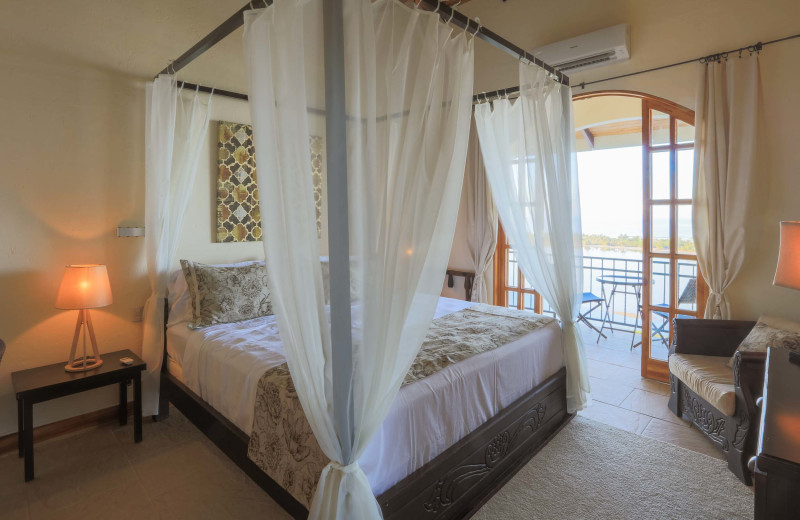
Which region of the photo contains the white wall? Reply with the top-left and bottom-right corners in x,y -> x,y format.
0,63 -> 268,436
448,0 -> 800,321
0,51 -> 148,435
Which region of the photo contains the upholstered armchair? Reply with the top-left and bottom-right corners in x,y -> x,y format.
667,318 -> 764,485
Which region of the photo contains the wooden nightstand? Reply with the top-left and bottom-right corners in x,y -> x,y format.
11,349 -> 145,482
753,347 -> 800,518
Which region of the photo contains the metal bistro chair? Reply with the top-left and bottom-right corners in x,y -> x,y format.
578,292 -> 607,341
652,278 -> 697,347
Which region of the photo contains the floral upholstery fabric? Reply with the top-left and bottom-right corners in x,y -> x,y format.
247,304 -> 555,507
180,259 -> 273,329
669,354 -> 736,416
728,314 -> 800,367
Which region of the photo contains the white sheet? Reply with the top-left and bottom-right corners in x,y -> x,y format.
168,297 -> 563,495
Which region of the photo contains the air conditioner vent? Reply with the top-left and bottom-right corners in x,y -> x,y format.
556,51 -> 617,72
532,24 -> 630,74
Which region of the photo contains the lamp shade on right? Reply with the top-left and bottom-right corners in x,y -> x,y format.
55,264 -> 113,310
774,221 -> 800,290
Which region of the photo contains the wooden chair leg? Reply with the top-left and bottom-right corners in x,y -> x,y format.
726,442 -> 753,486
667,374 -> 681,417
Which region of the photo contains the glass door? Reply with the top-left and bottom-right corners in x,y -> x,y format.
494,224 -> 544,313
641,99 -> 708,381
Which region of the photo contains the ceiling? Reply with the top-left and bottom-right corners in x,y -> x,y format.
0,0 -> 249,91
0,0 -> 479,96
2,0 -> 798,97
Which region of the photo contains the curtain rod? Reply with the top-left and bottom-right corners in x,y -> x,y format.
473,31 -> 800,104
155,0 -> 569,87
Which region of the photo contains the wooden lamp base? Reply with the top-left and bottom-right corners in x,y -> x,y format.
65,309 -> 104,373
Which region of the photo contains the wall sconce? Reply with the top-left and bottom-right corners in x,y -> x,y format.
117,227 -> 145,238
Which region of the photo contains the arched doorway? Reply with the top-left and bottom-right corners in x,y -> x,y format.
494,90 -> 708,382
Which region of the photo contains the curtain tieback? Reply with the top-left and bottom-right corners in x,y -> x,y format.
328,461 -> 361,474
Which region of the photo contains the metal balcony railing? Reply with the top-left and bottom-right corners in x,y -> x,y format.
531,255 -> 698,332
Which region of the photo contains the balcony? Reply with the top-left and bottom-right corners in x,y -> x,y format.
532,255 -> 699,360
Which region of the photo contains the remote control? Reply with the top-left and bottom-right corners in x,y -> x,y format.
120,357 -> 134,366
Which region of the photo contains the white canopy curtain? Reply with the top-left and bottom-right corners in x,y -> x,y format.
243,0 -> 473,517
465,117 -> 498,304
693,54 -> 760,319
474,64 -> 589,412
142,76 -> 212,414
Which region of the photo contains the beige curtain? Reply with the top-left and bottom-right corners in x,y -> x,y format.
693,54 -> 760,319
465,116 -> 498,303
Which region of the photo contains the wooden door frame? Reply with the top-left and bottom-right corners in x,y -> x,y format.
493,224 -> 543,312
493,89 -> 708,382
639,96 -> 708,381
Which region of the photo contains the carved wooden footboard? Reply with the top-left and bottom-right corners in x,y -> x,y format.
161,362 -> 569,519
378,367 -> 570,520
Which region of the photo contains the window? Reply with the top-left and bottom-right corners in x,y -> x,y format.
493,224 -> 543,312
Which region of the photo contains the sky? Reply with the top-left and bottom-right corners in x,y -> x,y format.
577,146 -> 694,240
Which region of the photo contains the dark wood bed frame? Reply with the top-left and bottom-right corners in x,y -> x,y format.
157,304 -> 572,519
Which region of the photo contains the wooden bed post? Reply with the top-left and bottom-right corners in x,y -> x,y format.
154,298 -> 170,422
323,0 -> 354,462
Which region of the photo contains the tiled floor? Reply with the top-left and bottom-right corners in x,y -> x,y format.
0,411 -> 291,520
577,322 -> 724,460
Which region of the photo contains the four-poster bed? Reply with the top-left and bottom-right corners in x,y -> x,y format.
145,1 -> 578,518
159,293 -> 570,519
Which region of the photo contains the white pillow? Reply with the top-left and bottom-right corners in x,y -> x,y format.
166,260 -> 263,328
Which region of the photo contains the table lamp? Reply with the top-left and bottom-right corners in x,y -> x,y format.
55,264 -> 112,372
774,221 -> 800,366
774,221 -> 800,290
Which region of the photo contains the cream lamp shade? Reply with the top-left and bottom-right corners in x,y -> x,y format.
56,264 -> 113,310
774,221 -> 800,290
56,264 -> 112,372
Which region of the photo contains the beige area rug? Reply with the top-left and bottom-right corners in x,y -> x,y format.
473,416 -> 753,520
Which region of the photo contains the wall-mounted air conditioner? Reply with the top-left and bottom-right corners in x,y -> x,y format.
532,24 -> 630,73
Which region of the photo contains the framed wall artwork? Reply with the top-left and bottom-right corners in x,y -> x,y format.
216,121 -> 324,242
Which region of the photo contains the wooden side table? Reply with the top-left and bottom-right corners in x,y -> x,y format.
753,347 -> 800,519
11,349 -> 145,482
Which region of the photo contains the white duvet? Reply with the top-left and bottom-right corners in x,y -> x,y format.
168,297 -> 563,495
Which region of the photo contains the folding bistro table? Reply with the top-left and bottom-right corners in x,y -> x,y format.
596,275 -> 644,349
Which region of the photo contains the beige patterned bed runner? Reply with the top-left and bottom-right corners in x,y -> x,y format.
247,304 -> 555,507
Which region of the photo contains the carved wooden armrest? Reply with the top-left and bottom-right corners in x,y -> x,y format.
730,350 -> 767,454
733,350 -> 767,400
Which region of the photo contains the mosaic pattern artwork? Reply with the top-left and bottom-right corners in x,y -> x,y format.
309,135 -> 324,238
216,121 -> 325,242
217,122 -> 260,242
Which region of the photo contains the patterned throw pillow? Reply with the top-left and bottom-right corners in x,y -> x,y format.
180,259 -> 273,328
729,314 -> 800,366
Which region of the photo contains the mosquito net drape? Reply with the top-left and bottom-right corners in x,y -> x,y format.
142,76 -> 212,414
474,65 -> 589,413
243,0 -> 474,517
